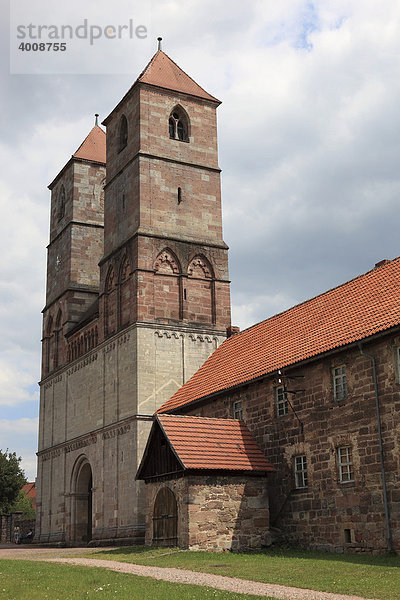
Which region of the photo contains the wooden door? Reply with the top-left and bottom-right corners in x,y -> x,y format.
153,487 -> 178,546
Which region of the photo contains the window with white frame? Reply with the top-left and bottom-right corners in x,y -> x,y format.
333,365 -> 347,401
294,455 -> 308,489
232,400 -> 242,419
338,446 -> 354,482
276,386 -> 288,417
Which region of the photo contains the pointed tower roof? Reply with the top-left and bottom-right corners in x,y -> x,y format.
73,125 -> 106,163
48,124 -> 106,189
137,50 -> 220,103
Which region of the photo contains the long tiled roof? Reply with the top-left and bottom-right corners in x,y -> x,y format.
73,125 -> 106,163
138,51 -> 220,103
159,257 -> 400,413
157,414 -> 273,472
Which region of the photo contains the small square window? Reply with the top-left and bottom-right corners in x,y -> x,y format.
294,455 -> 308,488
232,400 -> 242,419
338,446 -> 354,482
344,528 -> 353,544
333,365 -> 347,401
276,386 -> 288,417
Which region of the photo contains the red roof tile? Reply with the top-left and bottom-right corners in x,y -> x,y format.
73,125 -> 106,163
159,257 -> 400,413
22,482 -> 36,510
138,51 -> 220,103
157,414 -> 273,472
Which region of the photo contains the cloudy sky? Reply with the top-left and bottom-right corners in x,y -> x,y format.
2,0 -> 400,480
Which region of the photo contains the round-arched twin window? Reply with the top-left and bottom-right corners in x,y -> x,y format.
169,108 -> 189,142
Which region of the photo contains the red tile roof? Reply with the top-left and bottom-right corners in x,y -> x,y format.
22,482 -> 36,510
158,414 -> 274,472
138,51 -> 220,103
159,257 -> 400,413
73,125 -> 106,163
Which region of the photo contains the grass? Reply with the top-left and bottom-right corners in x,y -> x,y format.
0,559 -> 266,600
83,545 -> 400,600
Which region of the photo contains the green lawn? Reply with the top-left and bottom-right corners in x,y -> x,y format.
84,546 -> 400,600
0,559 -> 264,600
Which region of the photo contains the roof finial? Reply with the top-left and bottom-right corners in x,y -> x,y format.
157,37 -> 162,51
95,113 -> 99,126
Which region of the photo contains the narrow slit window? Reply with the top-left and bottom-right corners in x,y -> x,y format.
58,185 -> 66,221
119,115 -> 128,151
177,187 -> 182,204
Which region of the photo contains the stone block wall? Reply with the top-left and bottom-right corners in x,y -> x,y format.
145,475 -> 270,551
37,321 -> 225,544
180,333 -> 400,553
0,514 -> 35,543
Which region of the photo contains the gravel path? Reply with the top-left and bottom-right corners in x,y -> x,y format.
0,547 -> 378,600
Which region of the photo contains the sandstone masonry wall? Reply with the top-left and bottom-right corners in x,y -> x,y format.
180,334 -> 400,553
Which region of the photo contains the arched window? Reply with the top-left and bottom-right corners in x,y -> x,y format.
119,115 -> 128,151
119,255 -> 131,328
45,315 -> 53,374
154,249 -> 182,321
105,265 -> 117,336
168,107 -> 189,142
57,185 -> 66,222
54,309 -> 62,368
186,254 -> 215,324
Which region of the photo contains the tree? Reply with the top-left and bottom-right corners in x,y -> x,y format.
9,489 -> 35,519
0,450 -> 26,514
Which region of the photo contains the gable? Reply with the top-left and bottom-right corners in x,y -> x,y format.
136,421 -> 183,481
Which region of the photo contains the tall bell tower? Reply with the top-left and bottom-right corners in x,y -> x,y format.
36,45 -> 231,545
100,46 -> 231,415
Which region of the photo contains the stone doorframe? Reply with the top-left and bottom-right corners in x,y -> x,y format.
69,454 -> 93,544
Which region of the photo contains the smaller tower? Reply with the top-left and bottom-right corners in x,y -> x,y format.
41,120 -> 106,377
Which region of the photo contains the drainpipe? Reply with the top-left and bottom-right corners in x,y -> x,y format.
358,342 -> 392,552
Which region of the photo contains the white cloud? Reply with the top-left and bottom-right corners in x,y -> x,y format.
0,418 -> 38,436
0,419 -> 39,481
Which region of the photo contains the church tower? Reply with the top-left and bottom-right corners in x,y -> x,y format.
42,124 -> 106,376
36,46 -> 231,544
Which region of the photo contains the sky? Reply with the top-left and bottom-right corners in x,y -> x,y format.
2,0 -> 400,481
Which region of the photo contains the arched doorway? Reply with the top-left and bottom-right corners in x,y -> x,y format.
153,487 -> 178,546
71,459 -> 93,543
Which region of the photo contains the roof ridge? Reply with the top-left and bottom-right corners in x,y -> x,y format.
137,50 -> 220,103
136,50 -> 159,81
159,414 -> 241,421
153,50 -> 218,101
228,256 -> 399,340
72,124 -> 106,163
